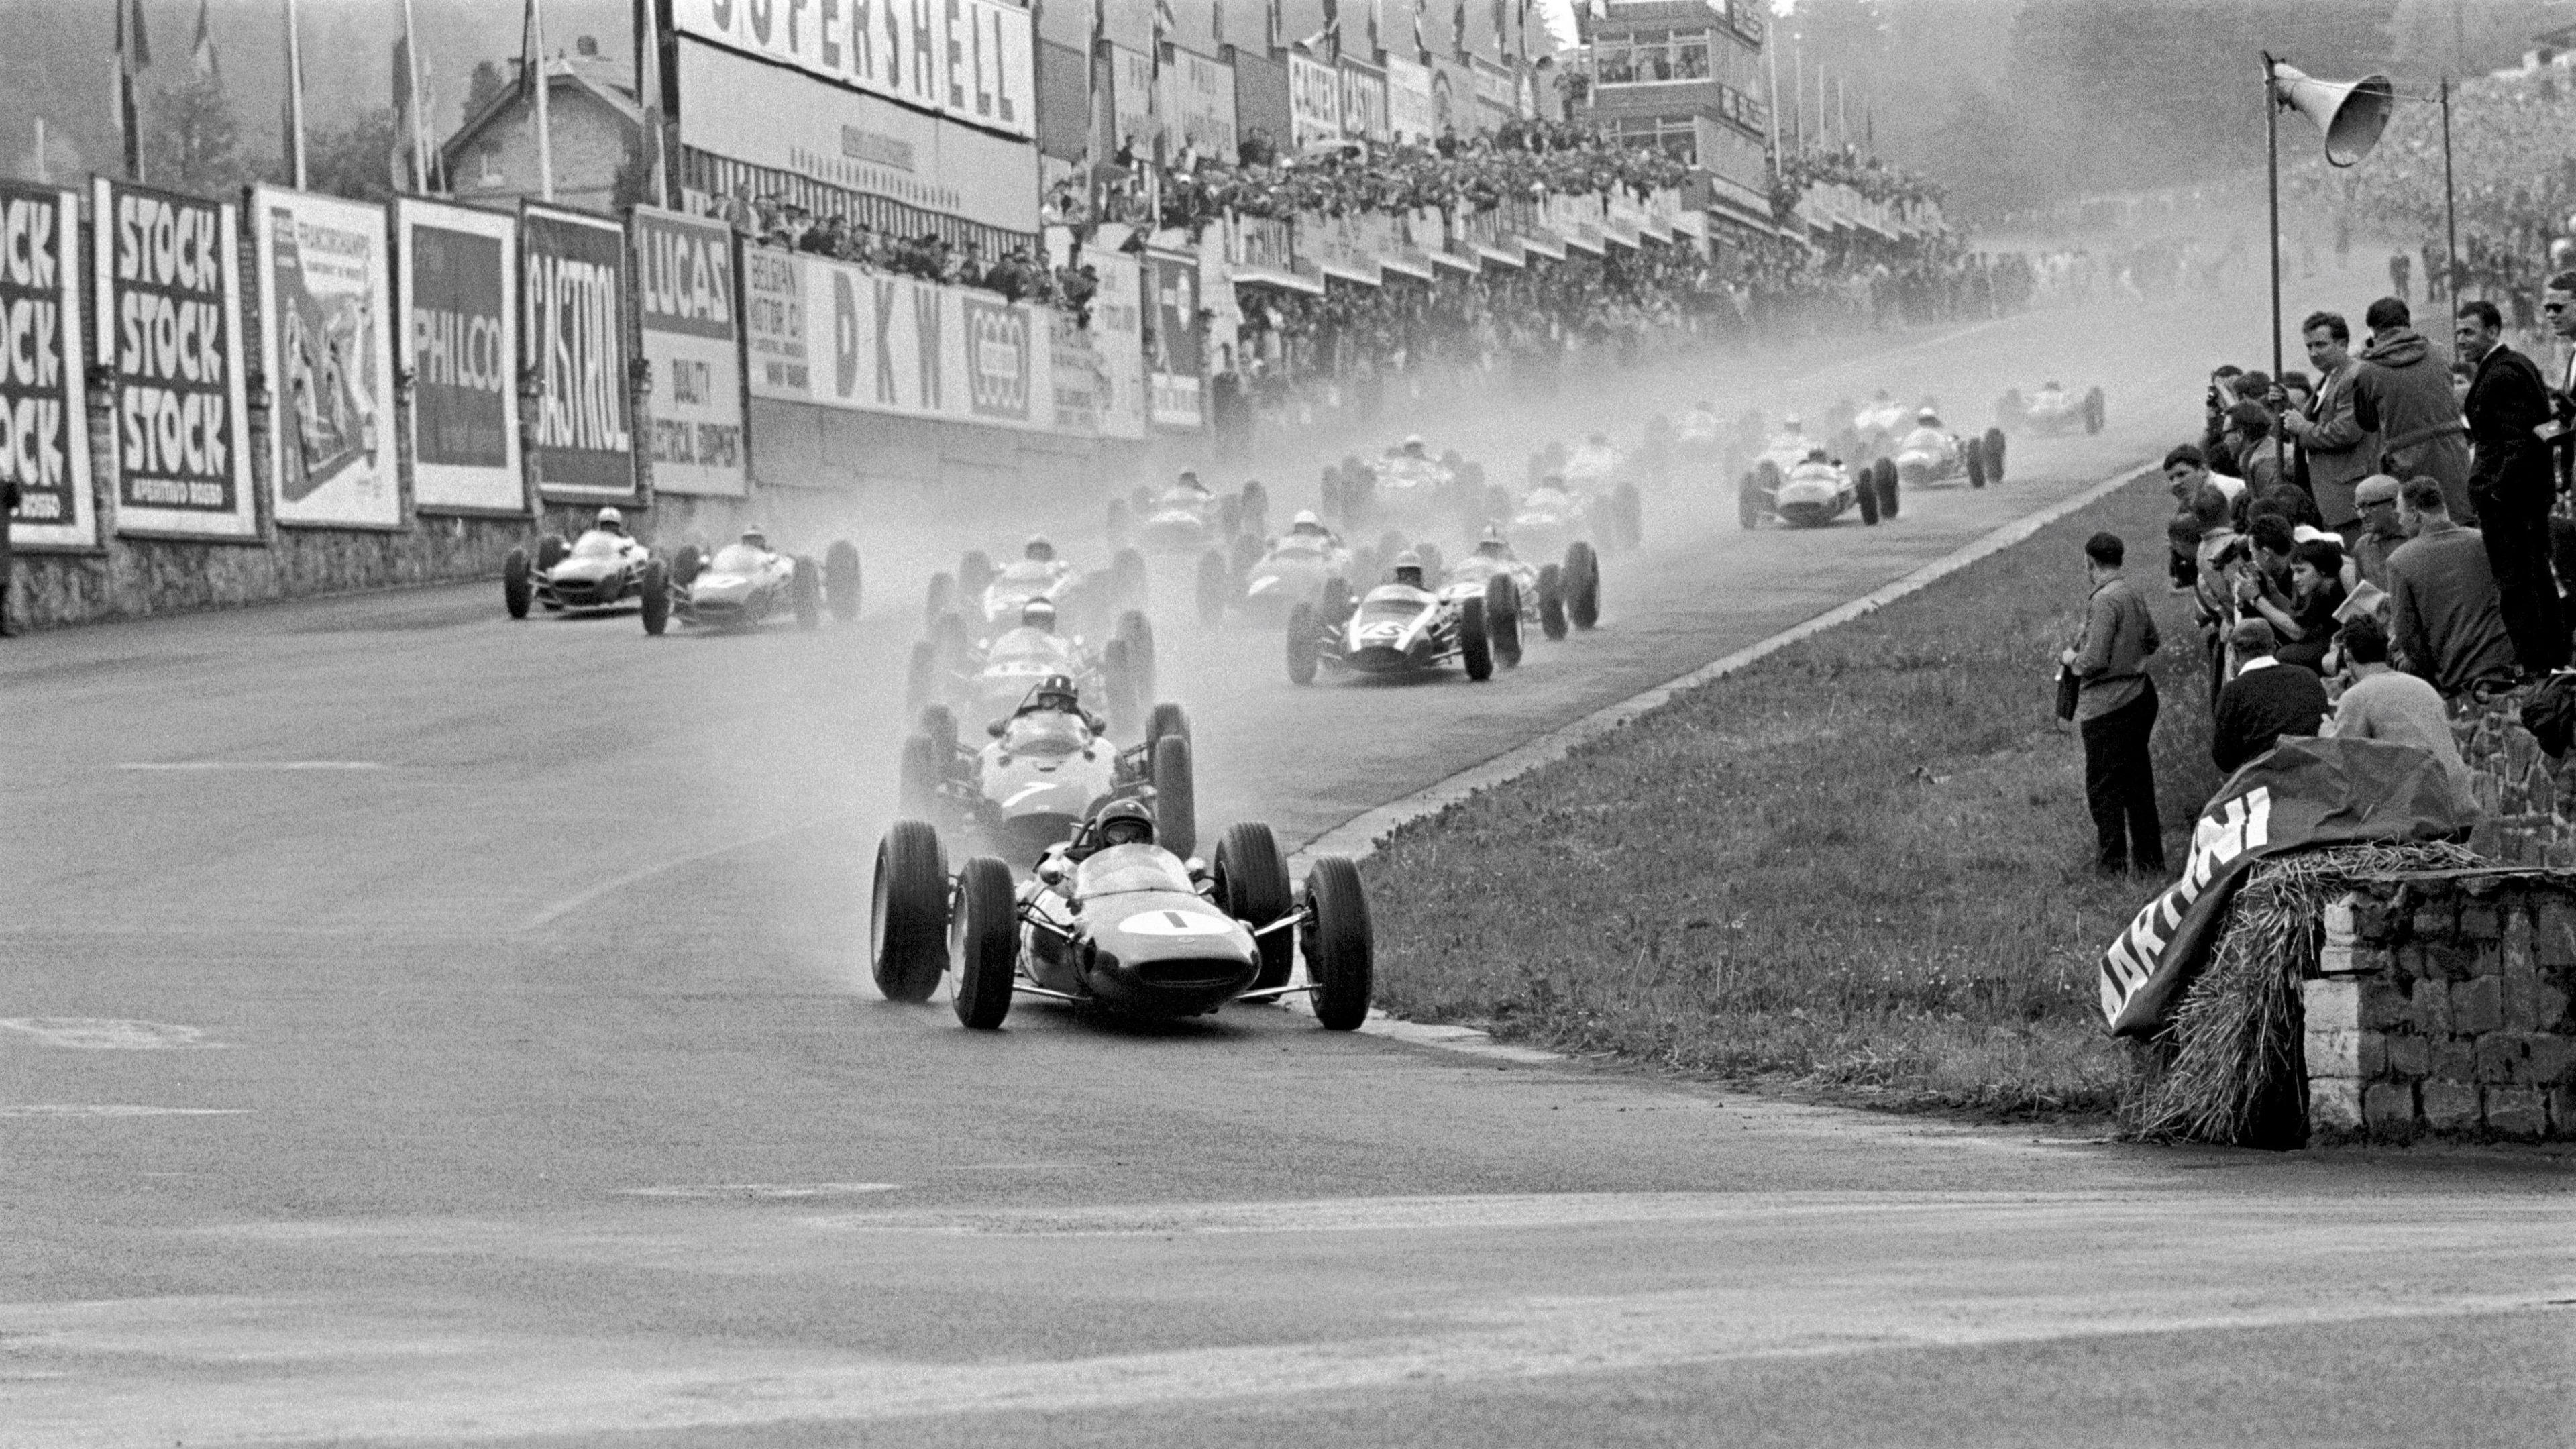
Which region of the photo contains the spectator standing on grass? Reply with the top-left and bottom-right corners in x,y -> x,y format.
2353,297 -> 2475,524
2349,474 -> 2407,591
2455,298 -> 2567,674
2279,312 -> 2379,540
2387,476 -> 2518,696
2059,531 -> 2165,877
2324,614 -> 2477,810
2212,618 -> 2328,775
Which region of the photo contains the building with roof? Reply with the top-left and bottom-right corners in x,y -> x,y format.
439,36 -> 645,215
1571,0 -> 1776,246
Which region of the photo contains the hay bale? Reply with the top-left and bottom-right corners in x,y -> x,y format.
2121,841 -> 2479,1148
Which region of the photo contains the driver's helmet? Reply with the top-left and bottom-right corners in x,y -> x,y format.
1780,413 -> 1803,432
595,506 -> 625,533
1024,533 -> 1056,563
1029,672 -> 1079,714
1804,446 -> 1831,464
1915,407 -> 1941,426
739,526 -> 768,550
1289,508 -> 1326,535
1020,598 -> 1058,633
1092,798 -> 1157,849
1400,434 -> 1427,457
1392,550 -> 1426,589
1475,525 -> 1509,558
1177,469 -> 1207,493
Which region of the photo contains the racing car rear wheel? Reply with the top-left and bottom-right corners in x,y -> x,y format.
503,549 -> 533,619
1483,573 -> 1523,667
1965,443 -> 1987,489
924,572 -> 953,629
1303,856 -> 1374,1031
826,541 -> 861,623
919,704 -> 959,763
1318,576 -> 1354,625
1285,602 -> 1320,685
1116,610 -> 1157,700
1106,498 -> 1132,549
1875,459 -> 1900,521
792,557 -> 822,630
870,820 -> 951,1004
1738,472 -> 1763,531
900,734 -> 941,818
1102,639 -> 1139,737
1984,429 -> 2009,484
1146,702 -> 1191,755
1152,735 -> 1197,859
1195,550 -> 1230,629
640,560 -> 672,635
952,856 -> 1018,1030
958,550 -> 995,602
1536,564 -> 1568,640
1416,543 -> 1445,585
1458,596 -> 1493,681
906,641 -> 938,711
1857,472 -> 1882,527
671,545 -> 706,590
535,533 -> 571,572
1215,822 -> 1294,991
1564,543 -> 1601,631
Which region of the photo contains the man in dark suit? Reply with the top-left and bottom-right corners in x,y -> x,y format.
2456,297 -> 2565,674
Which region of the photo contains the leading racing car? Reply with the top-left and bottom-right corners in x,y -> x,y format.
868,802 -> 1374,1031
502,508 -> 656,617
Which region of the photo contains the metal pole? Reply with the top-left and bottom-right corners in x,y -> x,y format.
2267,60 -> 2286,486
285,0 -> 309,190
2441,77 -> 2459,303
533,0 -> 555,203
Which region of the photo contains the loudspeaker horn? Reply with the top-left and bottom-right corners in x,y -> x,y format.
2270,60 -> 2396,168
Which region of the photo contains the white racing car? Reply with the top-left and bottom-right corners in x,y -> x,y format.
1111,474 -> 1267,556
502,511 -> 655,617
910,604 -> 1157,735
1286,555 -> 1504,686
1994,382 -> 2106,437
901,680 -> 1196,863
1887,408 -> 2007,492
643,531 -> 861,636
1741,448 -> 1866,529
925,537 -> 1147,639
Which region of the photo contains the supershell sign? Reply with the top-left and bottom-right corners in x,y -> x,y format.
672,0 -> 1036,141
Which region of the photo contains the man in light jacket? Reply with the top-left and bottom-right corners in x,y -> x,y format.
2060,531 -> 2165,877
2281,311 -> 2381,537
2353,296 -> 2474,523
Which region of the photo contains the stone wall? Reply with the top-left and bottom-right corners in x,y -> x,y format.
2449,689 -> 2576,865
2303,871 -> 2576,1143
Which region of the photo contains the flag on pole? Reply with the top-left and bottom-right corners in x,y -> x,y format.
1265,0 -> 1281,52
284,0 -> 309,190
1368,0 -> 1381,55
1452,0 -> 1466,59
191,0 -> 219,81
1490,0 -> 1503,57
1413,1 -> 1427,61
113,0 -> 150,180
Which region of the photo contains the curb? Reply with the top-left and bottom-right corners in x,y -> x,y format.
1288,458 -> 2159,1055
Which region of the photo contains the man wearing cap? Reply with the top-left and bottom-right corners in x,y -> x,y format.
2349,474 -> 2406,591
2210,617 -> 2329,774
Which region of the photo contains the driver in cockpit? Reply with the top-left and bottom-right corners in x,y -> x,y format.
994,671 -> 1109,740
1472,525 -> 1516,562
1281,508 -> 1338,548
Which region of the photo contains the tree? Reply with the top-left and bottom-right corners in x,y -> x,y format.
465,60 -> 513,122
305,107 -> 400,204
143,76 -> 270,201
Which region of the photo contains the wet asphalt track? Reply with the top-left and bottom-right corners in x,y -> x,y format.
4,295 -> 2569,1446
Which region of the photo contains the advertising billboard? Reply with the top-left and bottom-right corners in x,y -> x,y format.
253,186 -> 398,530
631,205 -> 747,498
1384,55 -> 1436,144
671,0 -> 1036,140
1165,47 -> 1238,159
0,181 -> 94,550
396,199 -> 523,515
91,178 -> 255,541
741,247 -> 1060,432
521,204 -> 635,503
1085,245 -> 1146,441
1145,251 -> 1201,429
1287,52 -> 1343,149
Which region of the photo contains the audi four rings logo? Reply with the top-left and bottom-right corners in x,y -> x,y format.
965,304 -> 1027,417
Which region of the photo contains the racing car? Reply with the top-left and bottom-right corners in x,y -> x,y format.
900,678 -> 1196,864
1444,529 -> 1599,643
1110,472 -> 1268,556
1197,512 -> 1357,627
638,529 -> 862,636
502,509 -> 655,617
868,806 -> 1374,1031
1834,390 -> 1913,460
909,602 -> 1157,735
1741,448 -> 1872,529
1886,407 -> 2008,492
1285,553 -> 1505,685
925,536 -> 1148,639
1326,438 -> 1485,537
1994,381 -> 2106,437
1549,435 -> 1644,551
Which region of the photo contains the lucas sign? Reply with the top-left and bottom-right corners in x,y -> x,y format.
92,178 -> 255,540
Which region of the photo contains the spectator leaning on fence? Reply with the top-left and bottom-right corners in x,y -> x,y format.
2354,296 -> 2474,523
2060,531 -> 2165,878
2387,474 -> 2518,696
2212,617 -> 2330,775
2280,312 -> 2378,538
2324,613 -> 2478,814
2455,297 -> 2566,675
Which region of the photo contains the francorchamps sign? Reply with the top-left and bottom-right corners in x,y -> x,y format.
672,0 -> 1034,141
742,247 -> 1060,432
396,199 -> 522,515
253,186 -> 398,529
92,178 -> 254,540
631,206 -> 747,497
0,181 -> 95,549
521,204 -> 635,502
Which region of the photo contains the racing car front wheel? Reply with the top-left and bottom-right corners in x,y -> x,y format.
502,549 -> 533,619
792,557 -> 822,631
871,821 -> 951,1004
1458,597 -> 1493,681
1857,472 -> 1881,527
1146,702 -> 1191,755
1536,564 -> 1568,640
1215,822 -> 1294,992
1303,856 -> 1375,1032
639,561 -> 672,636
1875,459 -> 1900,521
1116,611 -> 1158,702
1983,429 -> 2009,484
1564,543 -> 1601,631
1737,473 -> 1764,531
1483,573 -> 1524,667
1965,444 -> 1987,489
924,572 -> 953,630
2083,388 -> 2106,435
1152,735 -> 1197,860
919,704 -> 959,763
1285,603 -> 1320,686
953,856 -> 1018,1030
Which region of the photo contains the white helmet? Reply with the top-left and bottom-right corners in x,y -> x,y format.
595,506 -> 625,530
1781,413 -> 1803,430
1915,407 -> 1940,424
740,525 -> 768,549
1291,508 -> 1324,531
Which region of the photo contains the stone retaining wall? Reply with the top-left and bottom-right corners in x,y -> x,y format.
2303,871 -> 2576,1142
2449,689 -> 2576,865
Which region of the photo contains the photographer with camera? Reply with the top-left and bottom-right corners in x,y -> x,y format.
2059,531 -> 2165,878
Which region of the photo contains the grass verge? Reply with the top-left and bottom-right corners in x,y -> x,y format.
1363,473 -> 2223,1120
